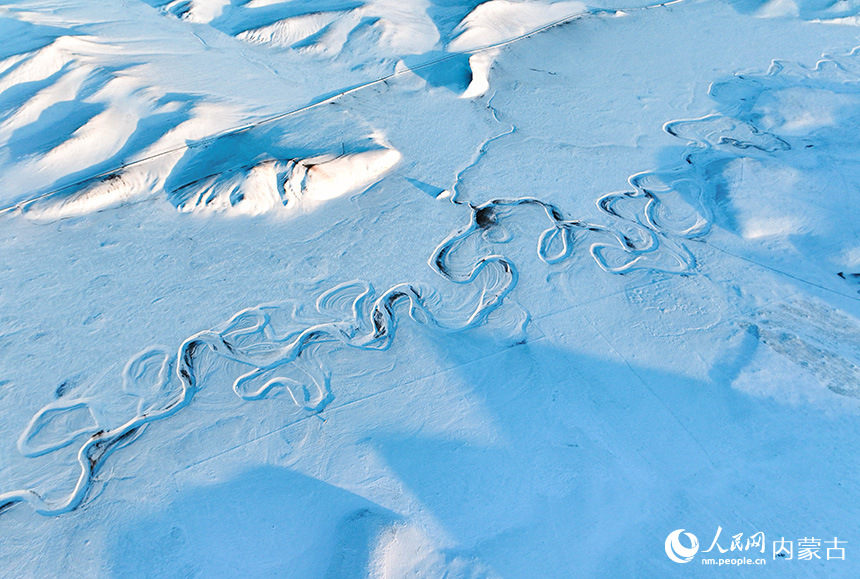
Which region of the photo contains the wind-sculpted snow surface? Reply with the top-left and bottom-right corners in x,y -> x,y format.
0,139 -> 714,516
662,46 -> 860,287
0,1 -> 689,218
11,37 -> 860,517
168,147 -> 402,214
7,0 -> 860,575
0,260 -> 512,515
15,26 -> 836,517
656,47 -> 860,402
0,8 -> 405,217
0,19 -> 228,209
138,0 -> 588,65
726,0 -> 860,20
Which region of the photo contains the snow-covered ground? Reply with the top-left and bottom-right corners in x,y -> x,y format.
2,0 -> 860,576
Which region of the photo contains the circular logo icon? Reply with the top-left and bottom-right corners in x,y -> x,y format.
665,529 -> 699,564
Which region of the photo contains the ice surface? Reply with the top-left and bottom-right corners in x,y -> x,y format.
2,0 -> 860,576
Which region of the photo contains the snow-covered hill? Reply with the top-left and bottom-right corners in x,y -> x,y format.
1,0 -> 860,576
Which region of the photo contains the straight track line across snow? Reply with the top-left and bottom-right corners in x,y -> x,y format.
0,0 -> 686,215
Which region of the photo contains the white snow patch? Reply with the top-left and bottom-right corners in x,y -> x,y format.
449,0 -> 585,98
173,146 -> 401,214
755,0 -> 800,18
448,0 -> 586,52
720,158 -> 808,239
236,12 -> 344,48
755,86 -> 852,134
22,170 -> 154,221
460,48 -> 499,99
298,147 -> 402,202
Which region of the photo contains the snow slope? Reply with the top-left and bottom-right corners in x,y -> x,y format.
2,0 -> 860,577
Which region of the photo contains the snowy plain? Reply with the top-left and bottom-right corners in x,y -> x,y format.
1,0 -> 860,576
